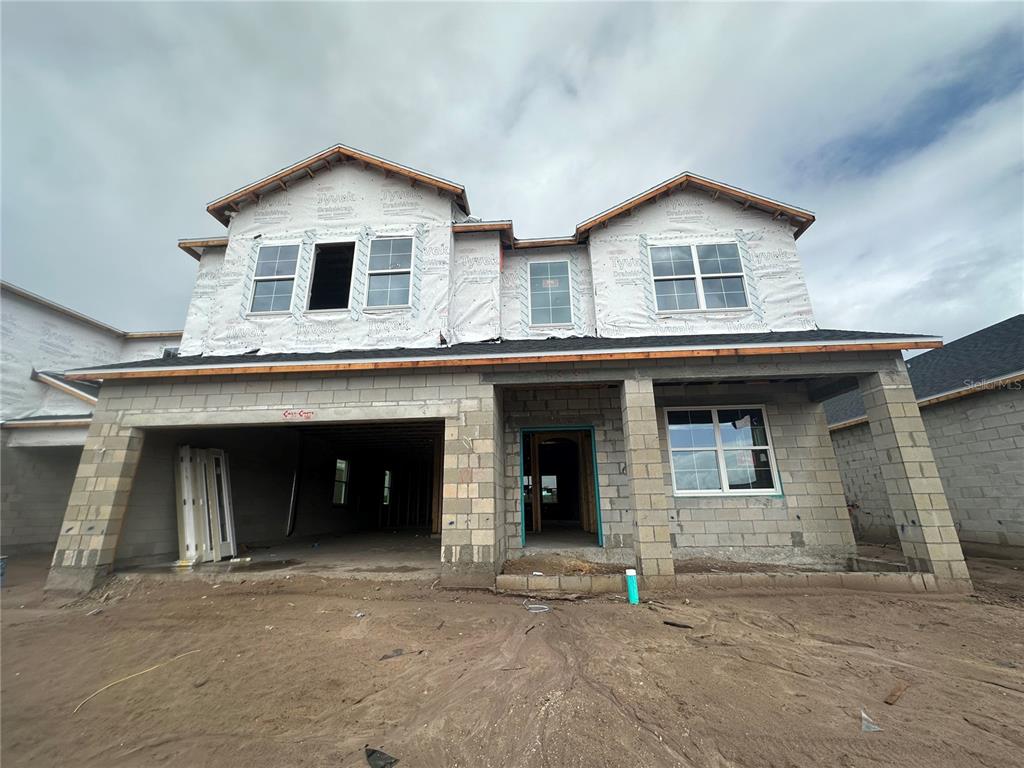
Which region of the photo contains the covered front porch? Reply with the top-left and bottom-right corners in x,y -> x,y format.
490,346 -> 971,589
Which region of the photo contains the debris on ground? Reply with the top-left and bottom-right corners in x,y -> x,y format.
885,680 -> 911,705
379,649 -> 424,661
364,746 -> 399,767
861,709 -> 883,732
662,620 -> 693,629
73,649 -> 202,714
523,599 -> 551,613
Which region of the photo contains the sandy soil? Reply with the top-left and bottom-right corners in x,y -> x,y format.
3,556 -> 1023,768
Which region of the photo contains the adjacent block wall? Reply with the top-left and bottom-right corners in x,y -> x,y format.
1,444 -> 83,553
830,422 -> 898,542
656,382 -> 856,567
831,387 -> 1024,551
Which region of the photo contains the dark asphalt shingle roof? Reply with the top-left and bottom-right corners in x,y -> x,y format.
73,328 -> 934,373
824,315 -> 1024,425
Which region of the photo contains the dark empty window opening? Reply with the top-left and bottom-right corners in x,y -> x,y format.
308,242 -> 355,310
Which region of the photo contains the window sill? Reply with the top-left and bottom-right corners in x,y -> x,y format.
656,308 -> 752,316
363,305 -> 412,313
305,308 -> 351,315
529,323 -> 576,329
672,490 -> 781,498
246,310 -> 292,318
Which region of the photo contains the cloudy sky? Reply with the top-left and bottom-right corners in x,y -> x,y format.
2,2 -> 1022,342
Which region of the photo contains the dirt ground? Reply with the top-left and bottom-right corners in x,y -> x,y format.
3,556 -> 1024,768
503,554 -> 627,575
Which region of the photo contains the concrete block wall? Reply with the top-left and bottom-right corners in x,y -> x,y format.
859,366 -> 968,582
831,387 -> 1024,551
829,422 -> 897,542
621,378 -> 676,580
656,382 -> 856,567
440,383 -> 506,584
46,411 -> 145,592
927,388 -> 1024,548
1,443 -> 83,553
47,369 -> 502,589
501,384 -> 632,561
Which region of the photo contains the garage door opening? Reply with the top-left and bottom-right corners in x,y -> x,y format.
118,420 -> 445,576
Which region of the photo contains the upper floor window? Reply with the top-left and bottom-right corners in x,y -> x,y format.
251,244 -> 299,313
308,242 -> 355,311
529,260 -> 572,326
650,242 -> 747,312
366,237 -> 413,308
665,406 -> 777,495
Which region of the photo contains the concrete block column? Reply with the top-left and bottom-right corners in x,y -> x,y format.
45,413 -> 145,593
440,384 -> 503,587
859,361 -> 971,589
620,377 -> 675,584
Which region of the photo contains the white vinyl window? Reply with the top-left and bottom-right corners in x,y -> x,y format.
650,242 -> 748,312
529,260 -> 572,326
250,244 -> 299,313
665,407 -> 778,495
366,237 -> 413,308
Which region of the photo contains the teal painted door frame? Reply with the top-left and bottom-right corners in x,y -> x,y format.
519,425 -> 604,548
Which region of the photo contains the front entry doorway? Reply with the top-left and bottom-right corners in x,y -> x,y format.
522,428 -> 601,546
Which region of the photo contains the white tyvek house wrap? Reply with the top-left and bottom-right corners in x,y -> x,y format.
0,289 -> 182,420
178,162 -> 460,357
500,247 -> 597,340
588,188 -> 816,337
448,232 -> 501,344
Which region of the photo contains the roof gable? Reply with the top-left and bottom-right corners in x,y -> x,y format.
575,172 -> 815,240
206,144 -> 470,226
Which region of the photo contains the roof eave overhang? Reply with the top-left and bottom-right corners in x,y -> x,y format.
1,417 -> 93,429
68,337 -> 941,381
31,370 -> 99,405
451,223 -> 583,251
206,145 -> 470,227
178,237 -> 229,261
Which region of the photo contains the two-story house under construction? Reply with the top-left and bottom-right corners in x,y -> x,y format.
50,144 -> 971,593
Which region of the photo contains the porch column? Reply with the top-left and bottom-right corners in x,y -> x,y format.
620,376 -> 674,585
440,383 -> 502,587
859,360 -> 971,590
45,412 -> 145,593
